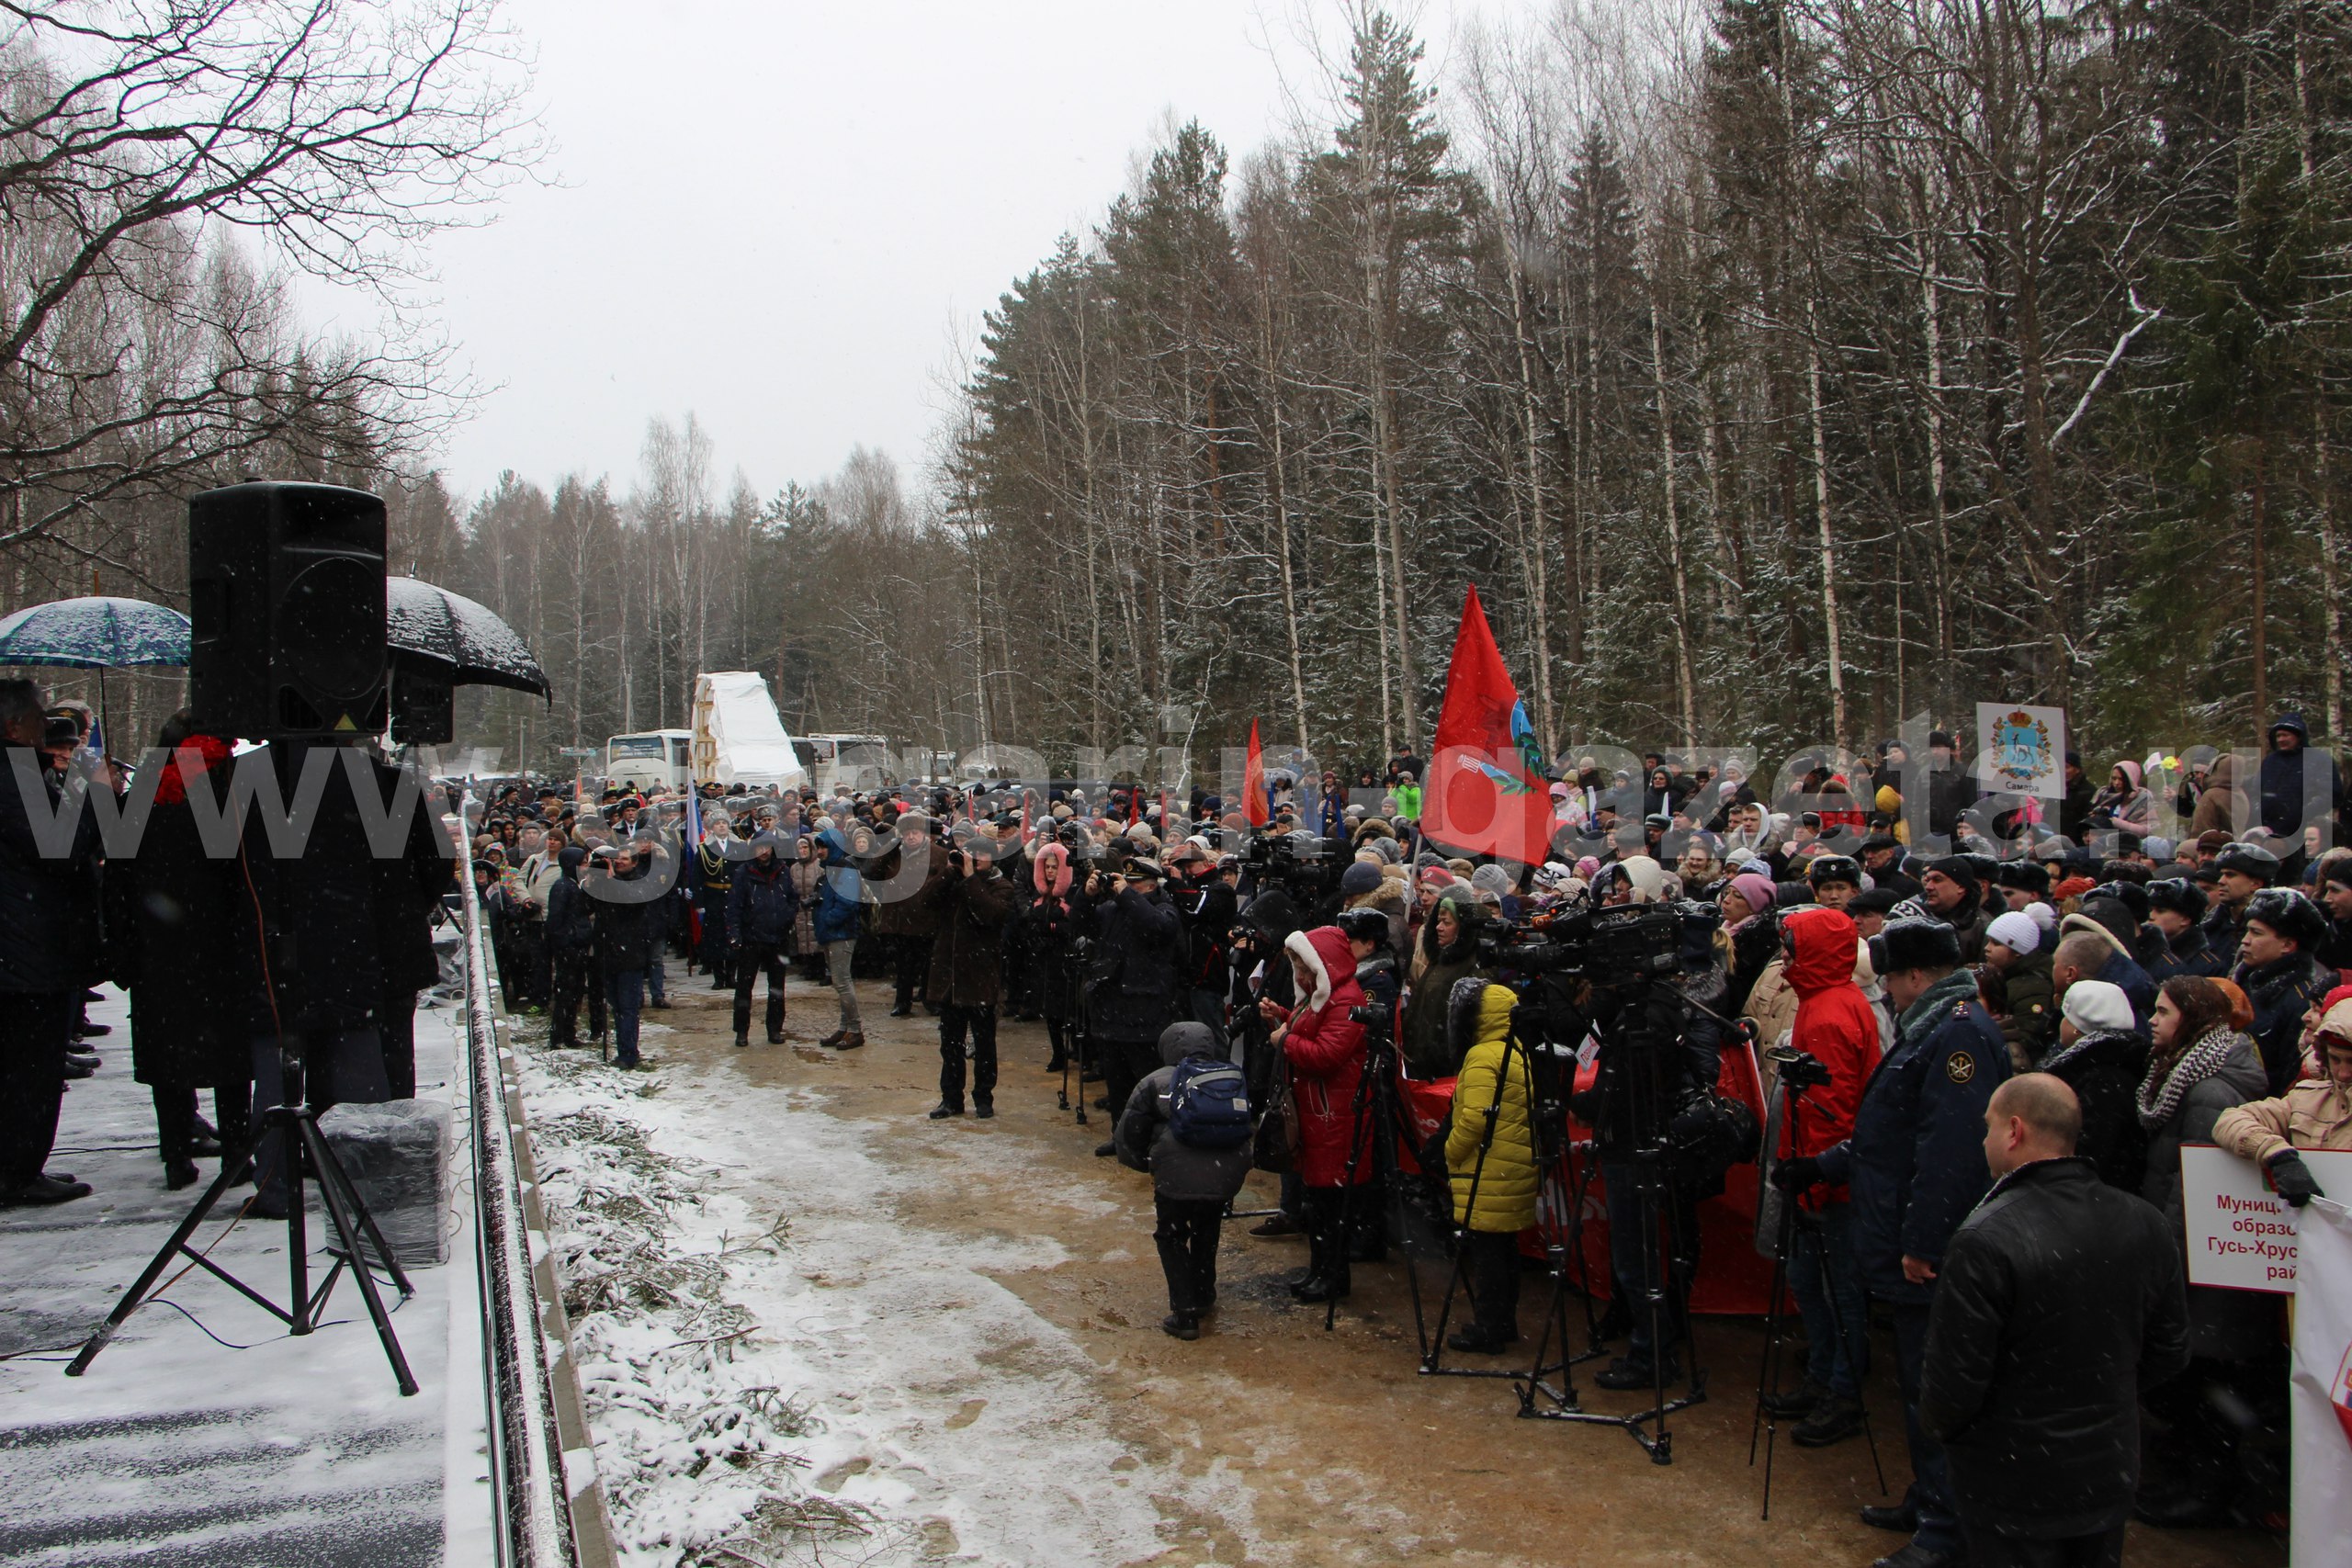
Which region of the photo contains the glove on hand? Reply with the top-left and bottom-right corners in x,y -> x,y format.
2268,1151 -> 2324,1209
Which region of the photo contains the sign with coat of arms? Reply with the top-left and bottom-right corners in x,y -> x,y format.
1976,702 -> 2066,799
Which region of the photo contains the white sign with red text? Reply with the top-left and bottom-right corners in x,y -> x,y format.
2181,1144 -> 2352,1292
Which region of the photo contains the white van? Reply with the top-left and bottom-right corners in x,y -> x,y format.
605,729 -> 692,795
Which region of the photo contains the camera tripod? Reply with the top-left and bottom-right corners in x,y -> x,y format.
1058,936 -> 1090,1126
1513,990 -> 1706,1465
1404,1016 -> 1595,1393
65,1038 -> 419,1395
1749,1072 -> 1884,1516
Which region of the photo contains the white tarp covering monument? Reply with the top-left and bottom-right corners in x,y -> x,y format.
692,671 -> 808,788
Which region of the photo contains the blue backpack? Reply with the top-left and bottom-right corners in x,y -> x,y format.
1166,1057 -> 1253,1148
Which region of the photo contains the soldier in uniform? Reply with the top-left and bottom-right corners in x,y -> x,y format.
1782,918 -> 2009,1568
2200,840 -> 2278,972
693,817 -> 736,990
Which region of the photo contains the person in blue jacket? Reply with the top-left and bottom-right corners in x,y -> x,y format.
1781,917 -> 2008,1568
726,832 -> 799,1048
811,828 -> 865,1049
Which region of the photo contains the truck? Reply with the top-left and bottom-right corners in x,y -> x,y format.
690,672 -> 808,789
604,730 -> 693,795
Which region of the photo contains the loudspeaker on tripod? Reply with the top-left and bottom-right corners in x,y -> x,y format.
188,480 -> 388,738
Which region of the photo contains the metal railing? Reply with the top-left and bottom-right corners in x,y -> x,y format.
458,847 -> 615,1568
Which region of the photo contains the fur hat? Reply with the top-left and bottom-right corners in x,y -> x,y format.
2214,840 -> 2281,883
1871,917 -> 1963,975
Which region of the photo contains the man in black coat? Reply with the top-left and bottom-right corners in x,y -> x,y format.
370,753 -> 457,1100
1167,842 -> 1238,1052
2201,840 -> 2278,970
1923,732 -> 1977,845
925,833 -> 1013,1120
2143,877 -> 2224,980
0,677 -> 101,1204
726,832 -> 798,1048
1802,919 -> 2009,1568
115,718 -> 267,1190
2231,887 -> 2335,1093
544,846 -> 601,1048
1921,1074 -> 2188,1568
589,843 -> 665,1069
1085,857 -> 1182,1156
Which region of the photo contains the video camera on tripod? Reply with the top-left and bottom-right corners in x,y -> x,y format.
1238,829 -> 1342,902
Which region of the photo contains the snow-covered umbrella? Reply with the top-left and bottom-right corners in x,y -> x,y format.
0,595 -> 190,669
0,595 -> 192,752
386,576 -> 550,696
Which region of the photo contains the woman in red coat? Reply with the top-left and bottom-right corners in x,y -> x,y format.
1259,925 -> 1371,1302
1766,905 -> 1882,1444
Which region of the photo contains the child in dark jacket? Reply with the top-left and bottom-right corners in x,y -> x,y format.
1116,1021 -> 1254,1339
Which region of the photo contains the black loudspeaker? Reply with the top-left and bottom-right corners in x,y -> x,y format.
188,481 -> 388,738
388,661 -> 453,747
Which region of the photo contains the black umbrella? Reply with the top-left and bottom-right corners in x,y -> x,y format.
385,577 -> 549,697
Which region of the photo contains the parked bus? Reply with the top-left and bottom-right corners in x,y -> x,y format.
605,729 -> 692,795
792,733 -> 891,796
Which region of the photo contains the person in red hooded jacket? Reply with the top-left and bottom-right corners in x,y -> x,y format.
1765,905 -> 1881,1448
1258,924 -> 1371,1303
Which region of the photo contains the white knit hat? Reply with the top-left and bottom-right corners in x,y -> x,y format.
1985,910 -> 2041,955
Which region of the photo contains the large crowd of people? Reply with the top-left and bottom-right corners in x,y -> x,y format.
10,682 -> 2351,1563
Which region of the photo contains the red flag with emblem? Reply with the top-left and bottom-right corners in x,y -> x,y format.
1243,719 -> 1270,828
1423,584 -> 1552,863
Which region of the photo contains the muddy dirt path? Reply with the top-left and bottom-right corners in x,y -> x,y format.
596,968 -> 2273,1568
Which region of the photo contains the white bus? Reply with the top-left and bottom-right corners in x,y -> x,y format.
605,729 -> 692,795
793,733 -> 891,796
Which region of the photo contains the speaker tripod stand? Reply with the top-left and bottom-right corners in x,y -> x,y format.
66,1043 -> 418,1395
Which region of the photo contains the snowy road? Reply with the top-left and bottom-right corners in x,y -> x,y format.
515,975 -> 2277,1568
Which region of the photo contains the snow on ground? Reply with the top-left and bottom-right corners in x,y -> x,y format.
0,987 -> 487,1568
514,1021 -> 1263,1568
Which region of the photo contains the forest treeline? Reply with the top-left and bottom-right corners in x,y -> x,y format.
945,0 -> 2352,773
5,2 -> 2346,780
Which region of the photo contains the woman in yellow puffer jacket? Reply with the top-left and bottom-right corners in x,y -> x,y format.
1443,979 -> 1538,1353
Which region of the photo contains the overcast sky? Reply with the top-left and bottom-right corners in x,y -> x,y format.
296,1 -> 1519,512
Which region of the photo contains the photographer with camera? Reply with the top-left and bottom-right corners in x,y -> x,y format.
924,831 -> 1014,1120
1086,855 -> 1182,1155
1169,841 -> 1238,1050
1795,918 -> 2008,1568
1024,839 -> 1090,1074
870,812 -> 939,1019
1760,907 -> 1880,1449
726,832 -> 799,1048
1256,926 -> 1374,1303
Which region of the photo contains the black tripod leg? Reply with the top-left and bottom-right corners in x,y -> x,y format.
296,1117 -> 419,1396
64,1158 -> 245,1377
1324,1061 -> 1382,1333
286,1113 -> 313,1335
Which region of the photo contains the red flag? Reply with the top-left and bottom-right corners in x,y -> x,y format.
1423,584 -> 1552,862
1243,719 -> 1270,827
